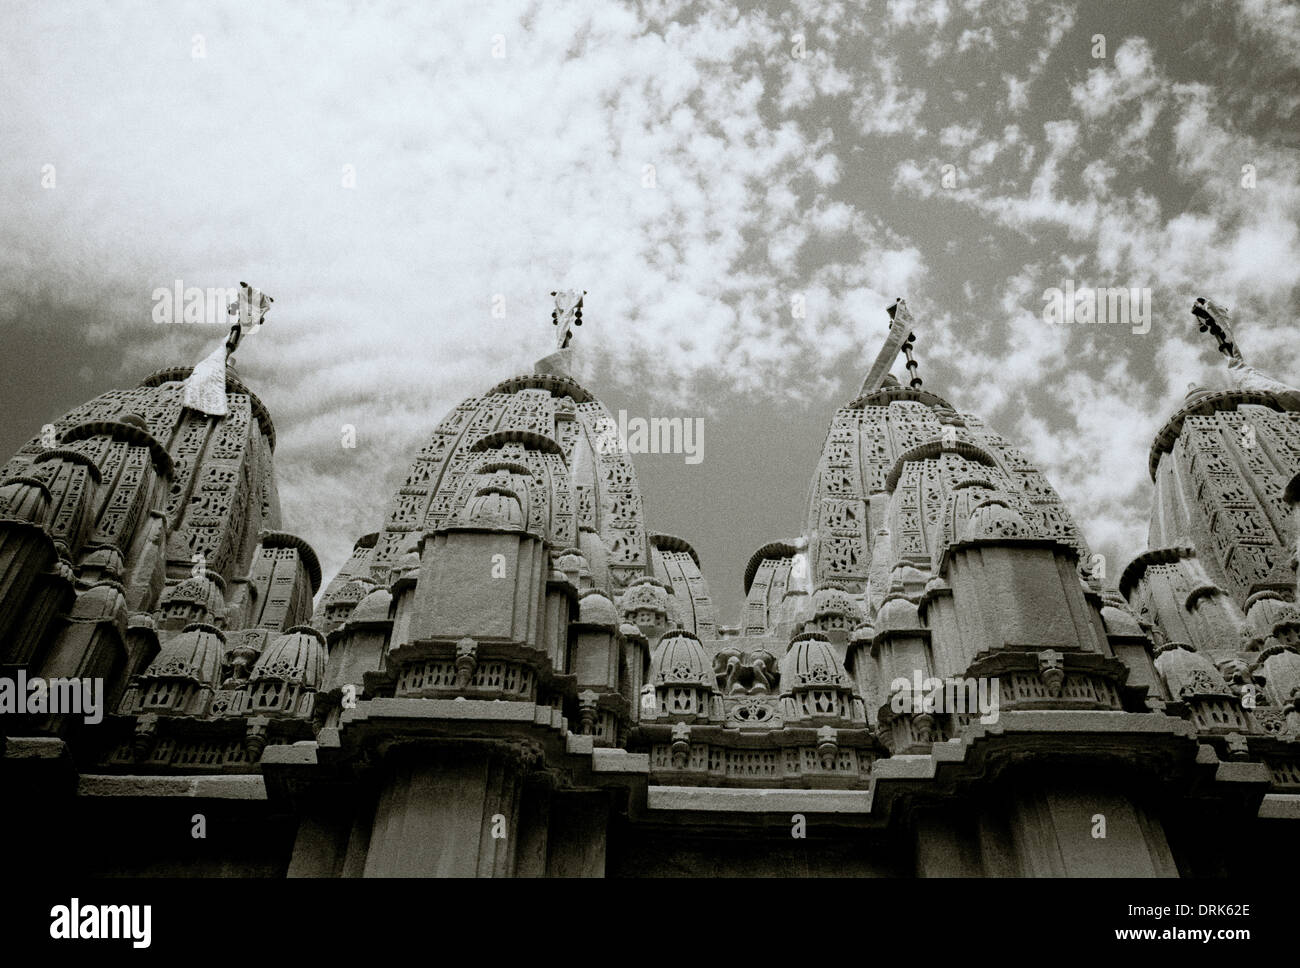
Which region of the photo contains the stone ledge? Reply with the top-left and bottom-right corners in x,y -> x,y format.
344,698 -> 539,723
77,774 -> 267,800
262,742 -> 318,766
1258,793 -> 1300,819
592,749 -> 649,773
4,736 -> 71,761
1213,760 -> 1272,785
647,785 -> 873,814
566,734 -> 594,755
966,710 -> 1199,738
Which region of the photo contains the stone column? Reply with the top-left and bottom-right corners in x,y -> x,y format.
1000,778 -> 1177,877
362,742 -> 533,877
514,773 -> 553,877
545,792 -> 609,877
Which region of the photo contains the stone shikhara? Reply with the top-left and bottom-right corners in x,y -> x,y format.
2,294 -> 1299,878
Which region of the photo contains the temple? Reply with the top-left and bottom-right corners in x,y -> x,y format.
3,293 -> 1300,877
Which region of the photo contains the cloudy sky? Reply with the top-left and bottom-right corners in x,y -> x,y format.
2,0 -> 1298,621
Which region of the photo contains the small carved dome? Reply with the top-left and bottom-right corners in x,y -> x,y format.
556,547 -> 586,571
128,611 -> 157,632
962,498 -> 1032,541
1153,643 -> 1230,699
578,588 -> 619,627
1100,604 -> 1144,637
79,545 -> 125,581
876,595 -> 921,632
1245,592 -> 1300,639
161,573 -> 226,617
890,562 -> 929,590
0,476 -> 51,524
848,623 -> 875,647
621,577 -> 670,619
70,580 -> 128,622
1098,591 -> 1144,637
326,577 -> 374,609
619,622 -> 645,643
578,528 -> 610,588
780,632 -> 849,690
555,547 -> 590,587
648,630 -> 712,687
811,586 -> 862,623
145,622 -> 226,683
350,587 -> 393,624
251,626 -> 327,688
1261,644 -> 1300,705
457,486 -> 524,530
390,549 -> 421,591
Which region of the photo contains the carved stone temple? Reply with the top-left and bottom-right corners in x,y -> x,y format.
4,295 -> 1300,877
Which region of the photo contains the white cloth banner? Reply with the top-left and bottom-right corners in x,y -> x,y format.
181,343 -> 230,416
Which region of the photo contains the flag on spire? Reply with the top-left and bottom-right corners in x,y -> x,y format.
181,282 -> 273,416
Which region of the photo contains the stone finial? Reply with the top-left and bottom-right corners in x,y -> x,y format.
227,281 -> 273,353
551,290 -> 586,350
1191,297 -> 1240,361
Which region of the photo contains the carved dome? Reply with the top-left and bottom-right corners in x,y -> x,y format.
876,595 -> 921,632
79,545 -> 125,581
252,626 -> 327,688
849,623 -> 876,647
962,498 -> 1032,542
1153,644 -> 1231,699
456,486 -> 525,531
811,586 -> 862,623
648,630 -> 712,687
578,588 -> 619,627
1261,644 -> 1300,706
326,577 -> 375,611
145,622 -> 226,684
350,587 -> 393,625
69,580 -> 127,623
160,573 -> 226,616
621,576 -> 671,619
1245,592 -> 1300,638
781,632 -> 849,691
0,476 -> 51,524
1100,602 -> 1145,637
